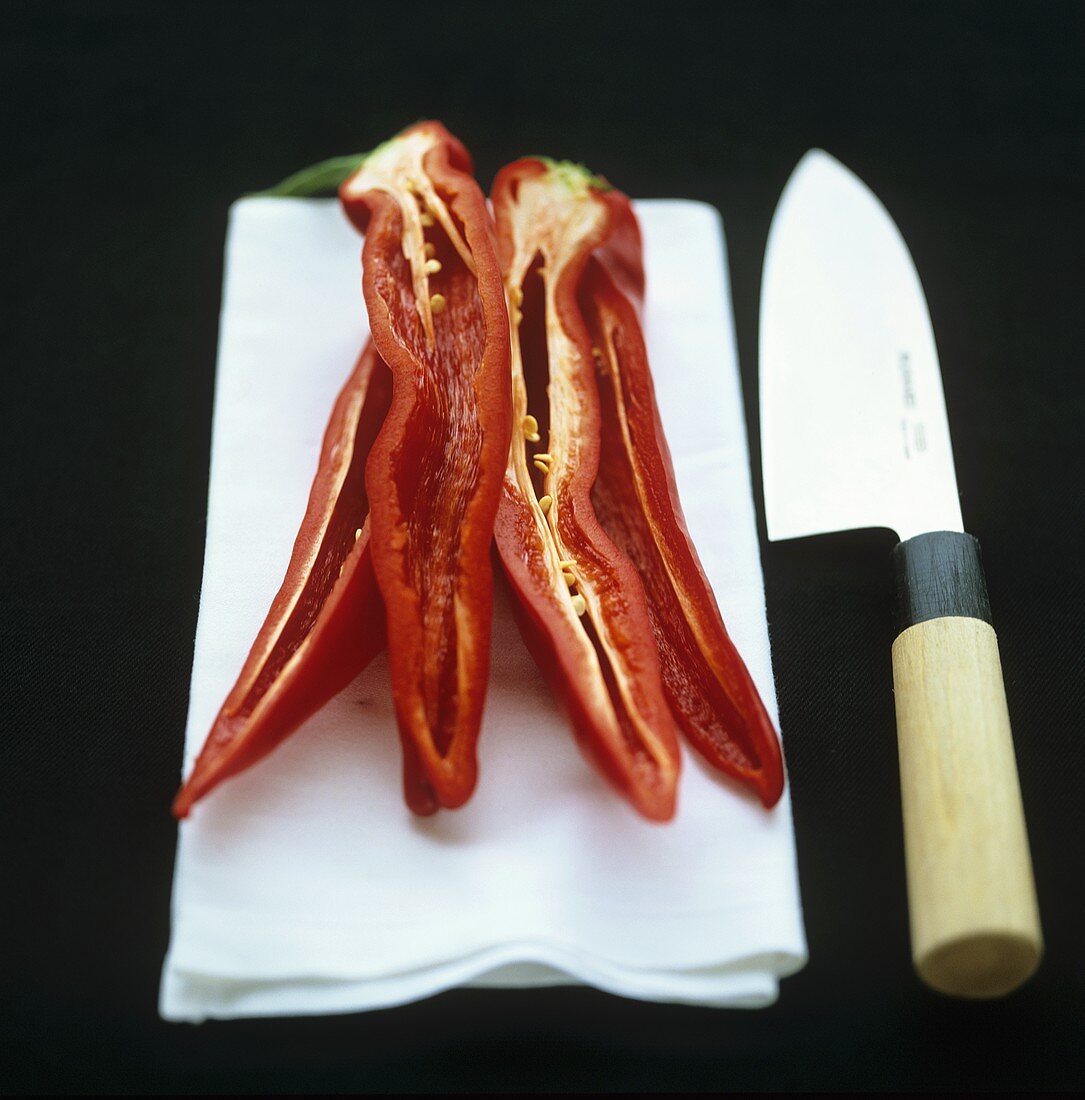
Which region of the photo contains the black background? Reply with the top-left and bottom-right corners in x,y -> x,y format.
4,1 -> 1084,1092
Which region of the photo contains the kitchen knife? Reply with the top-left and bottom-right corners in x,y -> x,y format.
759,150 -> 1042,998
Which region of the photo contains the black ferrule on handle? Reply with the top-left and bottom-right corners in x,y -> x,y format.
892,531 -> 992,636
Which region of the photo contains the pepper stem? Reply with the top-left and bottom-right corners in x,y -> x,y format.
256,153 -> 370,197
530,157 -> 611,193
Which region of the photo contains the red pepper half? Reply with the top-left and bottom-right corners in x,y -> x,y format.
173,342 -> 392,817
492,158 -> 784,816
582,250 -> 785,807
491,159 -> 682,821
338,122 -> 512,813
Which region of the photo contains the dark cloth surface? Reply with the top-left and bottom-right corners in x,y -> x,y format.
3,1 -> 1083,1091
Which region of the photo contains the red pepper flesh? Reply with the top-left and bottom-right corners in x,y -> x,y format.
582,246 -> 785,806
339,122 -> 512,813
491,159 -> 682,821
492,158 -> 784,814
173,342 -> 392,817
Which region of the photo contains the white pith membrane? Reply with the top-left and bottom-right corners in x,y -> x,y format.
341,128 -> 476,347
503,169 -> 672,771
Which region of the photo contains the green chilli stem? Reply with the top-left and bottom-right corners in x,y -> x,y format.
256,153 -> 370,198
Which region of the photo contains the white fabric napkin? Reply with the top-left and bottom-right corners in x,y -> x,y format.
159,197 -> 807,1022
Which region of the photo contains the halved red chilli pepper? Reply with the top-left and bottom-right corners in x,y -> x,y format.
338,122 -> 511,813
582,249 -> 785,807
490,158 -> 682,821
492,158 -> 784,815
173,342 -> 392,817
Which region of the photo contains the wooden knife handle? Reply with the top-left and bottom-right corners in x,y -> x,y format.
891,531 -> 1042,997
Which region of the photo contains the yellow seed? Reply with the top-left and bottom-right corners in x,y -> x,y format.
533,459 -> 550,474
538,494 -> 553,513
423,242 -> 436,258
430,293 -> 447,315
559,559 -> 575,569
510,286 -> 523,307
562,570 -> 576,587
522,414 -> 539,435
354,528 -> 362,540
571,593 -> 587,616
533,452 -> 553,463
424,258 -> 442,274
419,212 -> 435,227
524,430 -> 540,443
591,346 -> 602,358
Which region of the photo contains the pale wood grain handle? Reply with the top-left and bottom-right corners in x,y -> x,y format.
891,533 -> 1042,998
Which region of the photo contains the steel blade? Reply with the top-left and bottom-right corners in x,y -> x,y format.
759,150 -> 963,543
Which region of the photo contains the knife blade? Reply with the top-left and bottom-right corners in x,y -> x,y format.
759,150 -> 1042,998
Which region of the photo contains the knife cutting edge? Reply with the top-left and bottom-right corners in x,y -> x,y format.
759,150 -> 1042,998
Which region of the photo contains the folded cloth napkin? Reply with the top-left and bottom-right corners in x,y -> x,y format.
159,197 -> 807,1022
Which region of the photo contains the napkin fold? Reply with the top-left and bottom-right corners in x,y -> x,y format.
160,197 -> 807,1022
